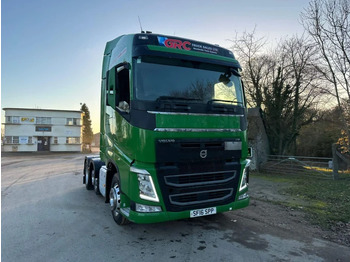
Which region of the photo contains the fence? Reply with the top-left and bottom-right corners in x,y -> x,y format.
260,155 -> 333,177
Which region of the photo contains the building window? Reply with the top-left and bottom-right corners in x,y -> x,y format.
5,116 -> 20,124
4,136 -> 33,144
66,118 -> 80,126
53,137 -> 58,144
66,137 -> 80,144
12,117 -> 20,124
5,136 -> 12,144
36,117 -> 51,125
12,136 -> 19,144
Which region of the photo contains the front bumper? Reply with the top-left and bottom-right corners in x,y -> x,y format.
125,196 -> 249,224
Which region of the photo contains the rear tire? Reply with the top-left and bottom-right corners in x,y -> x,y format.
94,177 -> 100,195
85,166 -> 93,190
109,175 -> 129,225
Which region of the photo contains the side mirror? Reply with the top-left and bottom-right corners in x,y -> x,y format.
115,61 -> 130,70
118,101 -> 130,113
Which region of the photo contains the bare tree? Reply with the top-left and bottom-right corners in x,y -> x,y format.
281,36 -> 321,153
231,31 -> 321,154
229,28 -> 269,108
301,0 -> 350,149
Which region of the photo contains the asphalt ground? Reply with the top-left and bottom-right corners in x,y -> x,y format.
2,153 -> 349,262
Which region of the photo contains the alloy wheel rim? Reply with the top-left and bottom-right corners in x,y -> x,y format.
109,184 -> 120,214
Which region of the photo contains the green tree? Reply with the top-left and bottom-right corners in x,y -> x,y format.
81,103 -> 93,152
297,107 -> 342,157
337,100 -> 350,154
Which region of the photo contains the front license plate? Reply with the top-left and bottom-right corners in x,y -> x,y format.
190,207 -> 217,218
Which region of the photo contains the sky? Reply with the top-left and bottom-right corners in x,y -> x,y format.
1,0 -> 310,133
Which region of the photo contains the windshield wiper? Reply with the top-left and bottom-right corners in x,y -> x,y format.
157,96 -> 201,102
230,68 -> 241,77
207,99 -> 243,105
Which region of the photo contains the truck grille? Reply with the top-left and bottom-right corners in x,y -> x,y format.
156,161 -> 240,212
155,138 -> 242,212
169,188 -> 234,206
164,170 -> 236,187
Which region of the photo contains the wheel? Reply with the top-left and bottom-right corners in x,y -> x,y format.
109,175 -> 129,225
83,160 -> 88,184
85,166 -> 93,190
91,168 -> 100,194
94,177 -> 100,195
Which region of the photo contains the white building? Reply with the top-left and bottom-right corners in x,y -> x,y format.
2,108 -> 82,152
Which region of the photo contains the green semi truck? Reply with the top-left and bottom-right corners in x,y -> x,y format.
83,33 -> 250,225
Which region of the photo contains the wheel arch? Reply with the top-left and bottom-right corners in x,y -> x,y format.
91,159 -> 104,178
83,155 -> 99,175
105,160 -> 121,203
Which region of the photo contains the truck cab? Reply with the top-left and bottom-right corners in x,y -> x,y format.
84,33 -> 250,225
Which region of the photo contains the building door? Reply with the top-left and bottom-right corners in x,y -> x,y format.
37,136 -> 50,151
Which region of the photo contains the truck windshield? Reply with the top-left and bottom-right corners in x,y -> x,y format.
134,56 -> 244,105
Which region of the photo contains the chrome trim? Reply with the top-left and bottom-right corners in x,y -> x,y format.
130,166 -> 150,175
120,207 -> 130,217
154,128 -> 242,132
147,111 -> 244,117
225,141 -> 242,151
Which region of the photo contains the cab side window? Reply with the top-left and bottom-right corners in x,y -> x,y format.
117,67 -> 130,111
106,67 -> 117,108
106,64 -> 130,112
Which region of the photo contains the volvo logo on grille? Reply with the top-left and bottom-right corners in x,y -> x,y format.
200,149 -> 207,159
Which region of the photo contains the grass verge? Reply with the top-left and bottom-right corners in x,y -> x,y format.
251,172 -> 350,230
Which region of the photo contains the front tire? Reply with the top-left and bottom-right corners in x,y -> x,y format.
109,175 -> 129,225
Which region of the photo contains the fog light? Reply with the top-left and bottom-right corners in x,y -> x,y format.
135,203 -> 162,213
238,192 -> 249,200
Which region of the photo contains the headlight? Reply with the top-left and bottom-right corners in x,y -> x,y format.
131,167 -> 159,202
239,160 -> 250,191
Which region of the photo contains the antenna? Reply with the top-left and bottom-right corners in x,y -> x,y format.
138,16 -> 144,33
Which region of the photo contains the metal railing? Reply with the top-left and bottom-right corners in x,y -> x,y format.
260,155 -> 333,177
